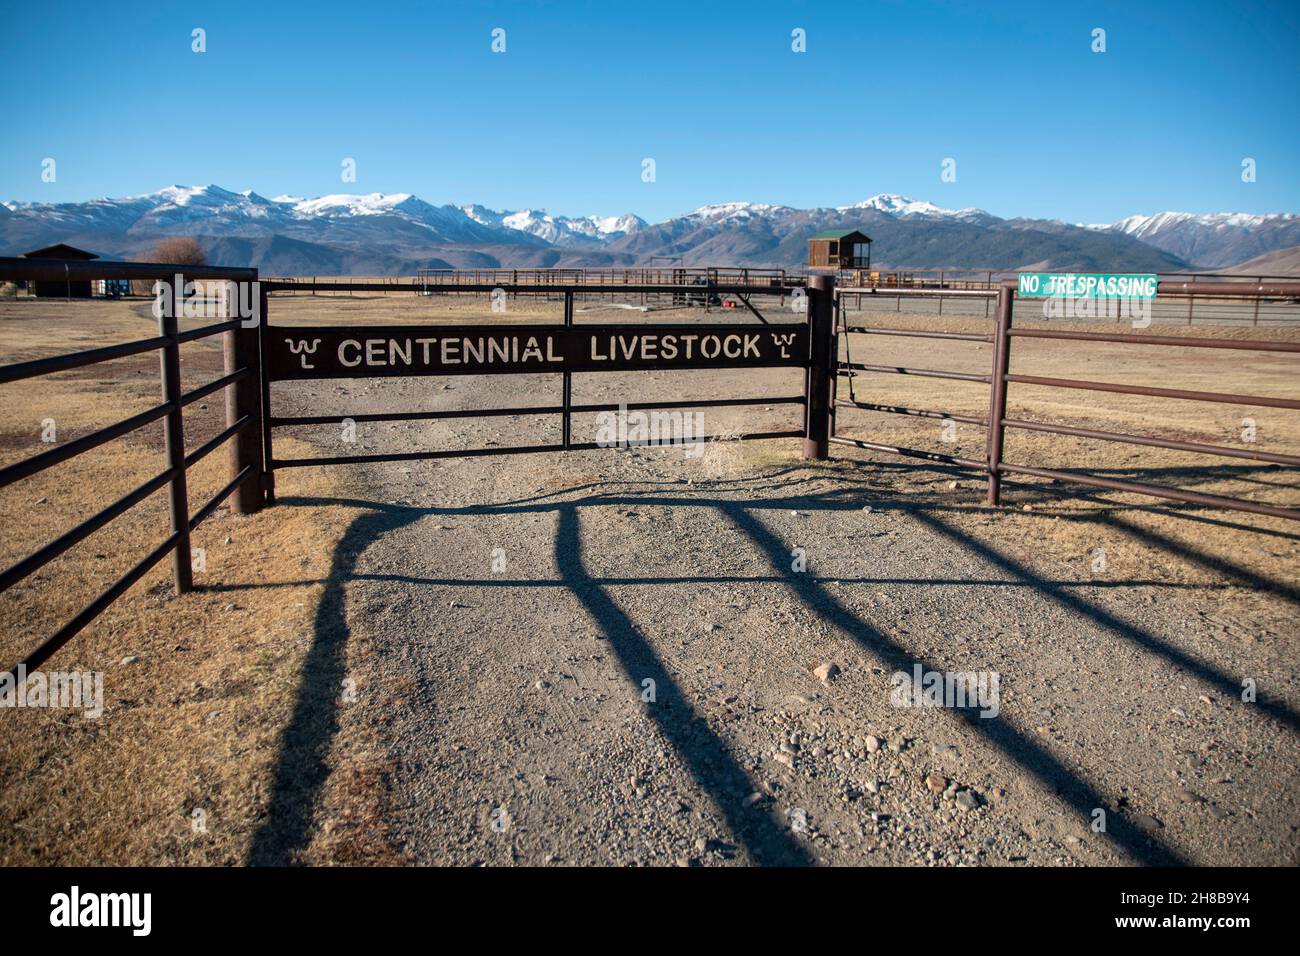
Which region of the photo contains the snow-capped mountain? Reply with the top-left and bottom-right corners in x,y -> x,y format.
461,204 -> 645,246
683,202 -> 796,224
1087,210 -> 1300,269
837,193 -> 992,223
2,185 -> 1293,275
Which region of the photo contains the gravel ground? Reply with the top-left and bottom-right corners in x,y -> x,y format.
266,342 -> 1300,868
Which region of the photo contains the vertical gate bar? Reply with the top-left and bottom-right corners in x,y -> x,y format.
160,272 -> 193,593
830,292 -> 839,439
562,290 -> 573,449
803,274 -> 834,460
985,286 -> 1014,506
258,284 -> 276,505
224,274 -> 265,513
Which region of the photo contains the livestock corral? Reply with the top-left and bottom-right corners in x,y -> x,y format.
1,261 -> 1297,866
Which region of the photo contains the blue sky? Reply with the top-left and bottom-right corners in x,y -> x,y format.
1,0 -> 1296,223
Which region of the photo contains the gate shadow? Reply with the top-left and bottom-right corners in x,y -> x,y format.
553,504 -> 812,865
244,461 -> 1296,866
246,504 -> 421,866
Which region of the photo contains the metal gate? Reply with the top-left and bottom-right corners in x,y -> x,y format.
830,278 -> 1300,521
256,277 -> 835,501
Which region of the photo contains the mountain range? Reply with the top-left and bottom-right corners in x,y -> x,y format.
3,184 -> 1297,276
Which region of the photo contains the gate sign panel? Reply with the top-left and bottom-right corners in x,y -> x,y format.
268,323 -> 809,380
1017,273 -> 1159,299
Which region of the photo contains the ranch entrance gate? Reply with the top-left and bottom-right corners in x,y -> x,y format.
2,254 -> 1299,686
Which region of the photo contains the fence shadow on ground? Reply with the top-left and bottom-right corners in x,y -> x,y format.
235,460 -> 1297,866
245,505 -> 420,866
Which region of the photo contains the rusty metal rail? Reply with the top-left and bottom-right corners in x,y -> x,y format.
831,287 -> 998,473
0,256 -> 267,680
832,281 -> 1300,520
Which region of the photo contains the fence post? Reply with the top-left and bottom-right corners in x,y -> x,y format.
562,290 -> 573,449
160,272 -> 193,594
258,284 -> 276,506
224,274 -> 266,513
985,286 -> 1014,506
803,274 -> 835,460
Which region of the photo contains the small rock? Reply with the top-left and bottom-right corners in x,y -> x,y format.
703,622 -> 719,633
865,734 -> 881,754
534,679 -> 551,690
813,662 -> 840,683
743,792 -> 764,808
120,656 -> 139,666
925,772 -> 947,795
1133,814 -> 1163,833
955,790 -> 981,812
947,480 -> 960,490
35,497 -> 48,505
1176,788 -> 1205,804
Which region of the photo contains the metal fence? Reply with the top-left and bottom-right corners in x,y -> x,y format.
0,257 -> 266,681
831,280 -> 1300,520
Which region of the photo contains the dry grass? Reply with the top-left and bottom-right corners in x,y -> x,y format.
0,298 -> 398,865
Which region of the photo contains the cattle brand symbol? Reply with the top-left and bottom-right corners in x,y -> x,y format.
771,332 -> 798,359
286,337 -> 321,370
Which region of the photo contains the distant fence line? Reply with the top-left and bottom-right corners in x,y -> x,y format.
7,262 -> 1299,324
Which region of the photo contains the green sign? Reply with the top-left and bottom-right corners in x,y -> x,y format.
1017,273 -> 1159,299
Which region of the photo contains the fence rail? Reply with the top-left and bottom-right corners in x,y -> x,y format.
832,280 -> 1300,521
0,256 -> 266,681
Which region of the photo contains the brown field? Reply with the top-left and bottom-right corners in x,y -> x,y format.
1,290 -> 1296,865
